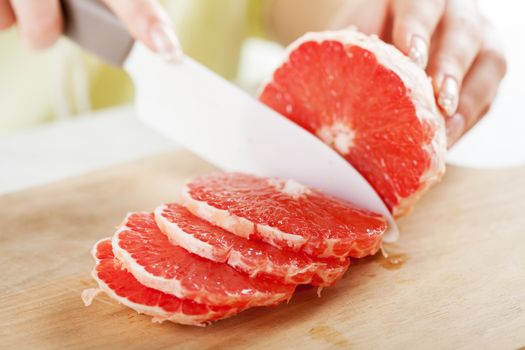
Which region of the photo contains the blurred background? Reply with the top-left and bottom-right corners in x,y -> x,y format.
0,0 -> 524,195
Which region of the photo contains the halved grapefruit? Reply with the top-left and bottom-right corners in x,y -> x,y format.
82,239 -> 239,326
259,30 -> 446,217
181,172 -> 387,259
112,212 -> 295,308
155,203 -> 350,286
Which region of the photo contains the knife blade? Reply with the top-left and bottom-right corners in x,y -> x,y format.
62,0 -> 398,241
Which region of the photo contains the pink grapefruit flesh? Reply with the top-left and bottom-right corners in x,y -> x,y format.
155,203 -> 350,286
181,172 -> 387,259
112,212 -> 295,308
259,30 -> 446,217
82,239 -> 239,326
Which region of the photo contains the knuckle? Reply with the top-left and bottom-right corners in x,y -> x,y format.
482,48 -> 508,77
458,100 -> 479,129
449,13 -> 483,42
429,0 -> 447,15
0,19 -> 14,30
458,93 -> 477,118
120,0 -> 163,35
478,103 -> 492,119
24,18 -> 62,48
436,53 -> 467,77
402,0 -> 445,33
128,1 -> 158,24
0,11 -> 15,30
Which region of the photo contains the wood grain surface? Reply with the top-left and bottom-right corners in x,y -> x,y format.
1,150 -> 524,350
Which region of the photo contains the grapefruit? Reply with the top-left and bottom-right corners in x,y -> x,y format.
181,172 -> 387,259
82,239 -> 239,326
155,203 -> 350,286
112,212 -> 295,308
259,30 -> 446,217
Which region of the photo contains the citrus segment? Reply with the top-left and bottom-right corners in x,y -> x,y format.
112,212 -> 295,308
181,172 -> 387,259
155,203 -> 350,286
83,239 -> 239,326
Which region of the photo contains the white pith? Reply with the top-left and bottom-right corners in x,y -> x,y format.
181,186 -> 255,239
83,239 -> 236,326
112,215 -> 292,308
182,184 -> 382,259
228,249 -> 320,285
316,238 -> 344,259
181,185 -> 300,242
268,178 -> 312,199
261,29 -> 447,217
155,204 -> 347,286
154,205 -> 221,262
317,122 -> 356,154
256,224 -> 307,251
181,185 -> 309,250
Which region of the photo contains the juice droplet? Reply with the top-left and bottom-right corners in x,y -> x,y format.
378,253 -> 409,270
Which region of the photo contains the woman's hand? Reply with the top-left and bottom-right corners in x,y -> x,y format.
0,0 -> 181,60
334,0 -> 507,146
269,0 -> 507,147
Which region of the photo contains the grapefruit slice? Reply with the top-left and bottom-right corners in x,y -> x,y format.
82,239 -> 239,326
112,212 -> 295,308
259,30 -> 446,217
154,203 -> 350,286
181,172 -> 387,259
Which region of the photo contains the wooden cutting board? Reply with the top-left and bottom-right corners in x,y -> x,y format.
1,150 -> 524,350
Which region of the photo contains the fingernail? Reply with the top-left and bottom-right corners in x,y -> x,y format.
409,35 -> 428,69
150,22 -> 184,63
446,113 -> 465,147
438,76 -> 459,117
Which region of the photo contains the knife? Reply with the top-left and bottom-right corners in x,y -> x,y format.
61,0 -> 398,242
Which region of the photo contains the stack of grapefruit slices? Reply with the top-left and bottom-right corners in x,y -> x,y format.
83,173 -> 388,326
84,30 -> 446,326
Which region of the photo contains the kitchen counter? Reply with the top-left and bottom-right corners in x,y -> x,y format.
1,150 -> 524,349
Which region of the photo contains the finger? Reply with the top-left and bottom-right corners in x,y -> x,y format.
331,0 -> 389,36
457,45 -> 506,131
427,0 -> 484,117
102,0 -> 182,61
445,113 -> 466,148
10,0 -> 62,49
0,0 -> 15,30
447,34 -> 507,146
391,0 -> 446,68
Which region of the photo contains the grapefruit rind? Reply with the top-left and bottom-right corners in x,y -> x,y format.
112,213 -> 295,308
260,29 -> 446,217
154,203 -> 350,286
84,239 -> 238,326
